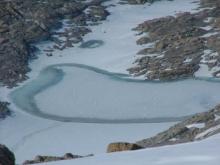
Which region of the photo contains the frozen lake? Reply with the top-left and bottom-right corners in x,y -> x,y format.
10,63 -> 220,123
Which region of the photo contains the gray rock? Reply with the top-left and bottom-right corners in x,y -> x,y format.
0,0 -> 109,87
0,144 -> 15,165
22,153 -> 90,164
0,102 -> 11,119
128,9 -> 220,80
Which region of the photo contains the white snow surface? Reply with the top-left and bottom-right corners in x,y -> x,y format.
195,124 -> 220,140
195,50 -> 220,78
40,134 -> 220,165
0,111 -> 174,163
186,123 -> 205,129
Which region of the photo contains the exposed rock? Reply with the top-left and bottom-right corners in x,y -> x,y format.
137,105 -> 220,148
0,144 -> 15,165
22,153 -> 88,165
136,36 -> 151,45
0,0 -> 109,87
107,142 -> 143,153
129,2 -> 220,80
107,104 -> 220,152
86,5 -> 110,22
0,102 -> 11,119
136,124 -> 199,148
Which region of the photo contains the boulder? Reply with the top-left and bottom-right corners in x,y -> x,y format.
107,142 -> 143,153
0,144 -> 15,165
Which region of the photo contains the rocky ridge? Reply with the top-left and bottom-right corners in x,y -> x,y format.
22,153 -> 93,165
107,104 -> 220,152
128,0 -> 220,80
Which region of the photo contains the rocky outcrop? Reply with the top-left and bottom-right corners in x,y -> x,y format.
137,105 -> 220,147
0,144 -> 15,165
0,102 -> 11,119
0,0 -> 109,87
107,142 -> 143,153
23,153 -> 93,165
107,104 -> 220,151
128,1 -> 220,80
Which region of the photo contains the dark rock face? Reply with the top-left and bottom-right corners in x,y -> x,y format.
23,153 -> 93,165
107,142 -> 143,153
0,102 -> 11,119
0,144 -> 15,165
128,1 -> 220,80
0,0 -> 109,87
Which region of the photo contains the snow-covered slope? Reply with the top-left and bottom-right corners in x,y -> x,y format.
0,112 -> 175,163
40,134 -> 220,165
